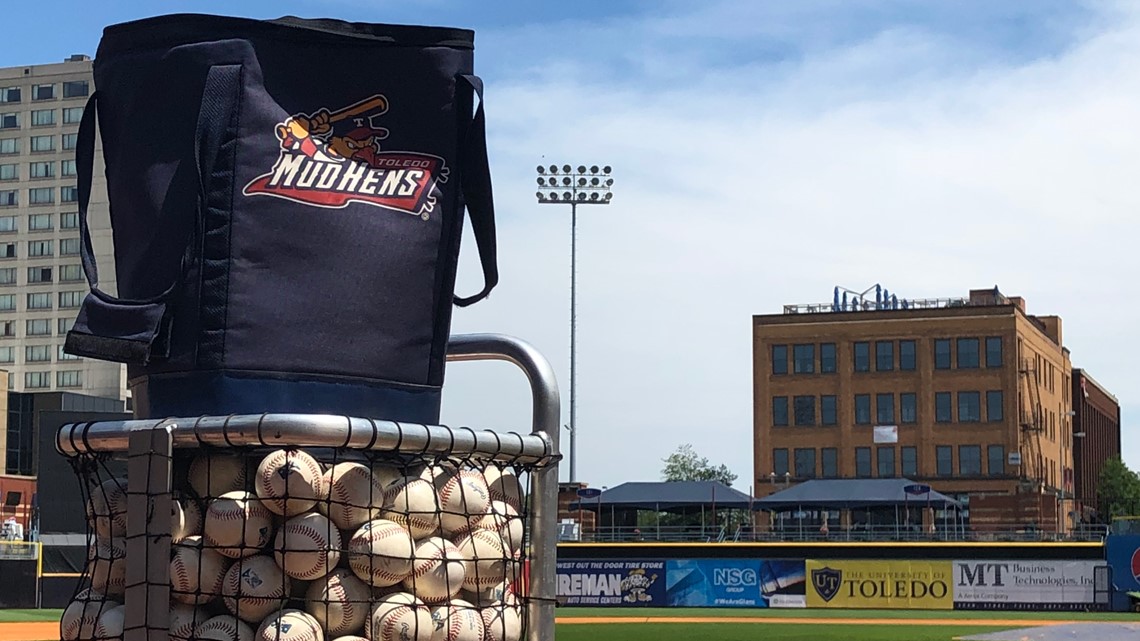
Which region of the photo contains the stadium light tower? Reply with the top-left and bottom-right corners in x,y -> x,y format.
536,164 -> 614,484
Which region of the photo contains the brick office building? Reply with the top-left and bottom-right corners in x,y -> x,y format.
1071,369 -> 1121,518
752,287 -> 1105,532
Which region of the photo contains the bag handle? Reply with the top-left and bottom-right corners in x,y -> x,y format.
453,74 -> 499,307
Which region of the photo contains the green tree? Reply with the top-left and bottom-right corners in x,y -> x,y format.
662,443 -> 738,486
1096,457 -> 1140,522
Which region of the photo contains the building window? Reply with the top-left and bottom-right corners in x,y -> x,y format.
25,344 -> 51,362
877,447 -> 896,478
0,190 -> 16,206
0,87 -> 19,103
0,113 -> 18,129
900,393 -> 917,424
29,161 -> 54,179
31,109 -> 55,127
985,337 -> 1002,368
28,240 -> 52,256
901,446 -> 917,477
0,216 -> 13,232
820,343 -> 836,373
936,446 -> 953,477
986,390 -> 1003,422
0,164 -> 15,180
62,159 -> 77,177
771,344 -> 787,375
63,80 -> 89,98
934,339 -> 951,369
957,391 -> 981,422
26,318 -> 51,336
30,135 -> 54,152
58,370 -> 83,388
899,340 -> 916,370
935,392 -> 952,423
793,396 -> 815,426
28,266 -> 52,283
772,396 -> 788,427
62,133 -> 77,150
853,342 -> 870,372
26,292 -> 52,310
988,445 -> 1005,476
0,243 -> 14,258
28,187 -> 53,205
32,84 -> 55,100
820,395 -> 837,426
61,186 -> 79,203
959,445 -> 982,476
0,320 -> 13,336
0,346 -> 12,363
28,213 -> 52,231
875,341 -> 894,371
854,394 -> 871,424
793,344 -> 815,374
60,237 -> 81,255
0,294 -> 11,311
794,448 -> 816,478
0,267 -> 14,284
855,447 -> 872,478
957,338 -> 980,369
58,318 -> 73,335
60,212 -> 79,229
773,449 -> 789,477
821,448 -> 838,479
58,344 -> 81,361
63,107 -> 84,124
25,371 -> 50,389
0,138 -> 15,154
875,394 -> 895,425
58,291 -> 83,308
60,264 -> 83,282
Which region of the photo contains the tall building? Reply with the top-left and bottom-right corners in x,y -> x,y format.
1071,369 -> 1120,518
752,287 -> 1091,530
0,56 -> 125,401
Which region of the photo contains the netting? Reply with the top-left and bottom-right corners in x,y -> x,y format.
61,426 -> 545,641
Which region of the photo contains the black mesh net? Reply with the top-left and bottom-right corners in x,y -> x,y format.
63,436 -> 537,641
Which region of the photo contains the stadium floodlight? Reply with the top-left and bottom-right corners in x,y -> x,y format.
535,163 -> 614,484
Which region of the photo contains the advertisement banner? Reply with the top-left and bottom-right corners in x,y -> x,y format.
665,559 -> 806,608
805,560 -> 953,610
1105,535 -> 1140,595
952,560 -> 1100,610
556,559 -> 665,606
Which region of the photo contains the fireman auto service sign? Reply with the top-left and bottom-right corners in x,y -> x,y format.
556,560 -> 665,606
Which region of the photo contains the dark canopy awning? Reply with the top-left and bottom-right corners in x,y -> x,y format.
754,478 -> 962,510
567,480 -> 754,511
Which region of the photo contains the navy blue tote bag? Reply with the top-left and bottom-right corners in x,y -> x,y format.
63,14 -> 498,423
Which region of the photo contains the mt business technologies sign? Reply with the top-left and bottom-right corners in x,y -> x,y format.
952,560 -> 1099,611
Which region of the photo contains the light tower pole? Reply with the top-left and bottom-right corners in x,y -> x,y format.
536,164 -> 614,483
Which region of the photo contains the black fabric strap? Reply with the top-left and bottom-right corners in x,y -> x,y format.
453,74 -> 499,307
75,92 -> 102,289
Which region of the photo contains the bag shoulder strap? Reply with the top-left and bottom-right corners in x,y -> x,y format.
453,74 -> 498,308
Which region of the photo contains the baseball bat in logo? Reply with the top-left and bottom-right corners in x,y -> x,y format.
811,567 -> 842,602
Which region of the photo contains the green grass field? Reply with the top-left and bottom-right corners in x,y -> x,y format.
0,611 -> 60,623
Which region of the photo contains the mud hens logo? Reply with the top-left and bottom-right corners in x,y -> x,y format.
243,94 -> 448,219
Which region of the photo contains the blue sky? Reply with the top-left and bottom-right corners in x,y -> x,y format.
5,1 -> 1138,488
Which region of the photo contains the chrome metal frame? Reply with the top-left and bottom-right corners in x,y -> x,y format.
56,333 -> 561,641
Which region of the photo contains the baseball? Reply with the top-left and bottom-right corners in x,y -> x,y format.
371,465 -> 402,489
256,609 -> 324,641
329,637 -> 368,641
401,537 -> 465,604
173,495 -> 204,543
61,598 -> 119,641
170,603 -> 210,641
204,491 -> 275,558
222,555 -> 292,623
482,468 -> 524,513
434,469 -> 489,536
468,502 -> 523,555
194,615 -> 254,641
89,537 -> 127,597
429,600 -> 484,641
346,519 -> 415,588
304,568 -> 371,637
255,449 -> 325,516
367,593 -> 433,641
93,603 -> 125,640
273,512 -> 342,581
480,603 -> 522,641
380,476 -> 440,540
88,477 -> 128,540
189,452 -> 250,499
171,534 -> 230,605
453,530 -> 515,591
463,580 -> 515,608
320,462 -> 385,531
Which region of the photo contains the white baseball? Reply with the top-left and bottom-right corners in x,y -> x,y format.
467,502 -> 523,555
61,598 -> 119,641
480,603 -> 522,641
273,512 -> 341,581
481,468 -> 524,513
346,519 -> 415,588
205,491 -> 275,558
371,465 -> 402,489
463,580 -> 516,608
170,603 -> 210,641
189,453 -> 250,499
320,462 -> 385,531
89,537 -> 127,597
195,615 -> 254,641
222,555 -> 292,623
402,537 -> 465,604
171,534 -> 230,605
434,470 -> 489,536
330,637 -> 368,641
304,568 -> 371,637
429,599 -> 484,641
256,609 -> 324,641
89,477 -> 128,540
381,476 -> 441,539
173,495 -> 204,543
255,449 -> 325,516
453,530 -> 515,591
369,593 -> 433,641
93,603 -> 125,640
364,593 -> 416,641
